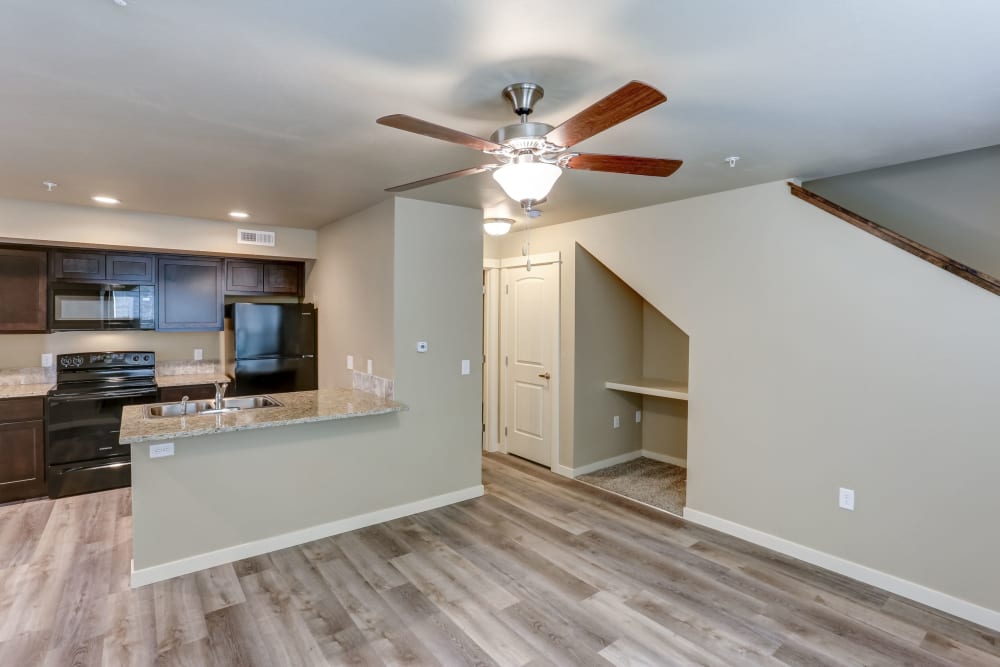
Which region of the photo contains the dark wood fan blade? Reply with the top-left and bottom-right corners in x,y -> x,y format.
377,114 -> 504,152
544,81 -> 667,149
385,165 -> 496,192
563,153 -> 682,177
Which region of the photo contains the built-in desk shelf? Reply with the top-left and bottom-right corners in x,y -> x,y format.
605,378 -> 689,401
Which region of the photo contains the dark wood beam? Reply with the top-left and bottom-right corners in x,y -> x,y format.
788,182 -> 1000,298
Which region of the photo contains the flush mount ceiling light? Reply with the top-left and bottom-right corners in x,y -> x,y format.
91,195 -> 120,205
229,211 -> 250,219
482,218 -> 514,236
378,80 -> 683,217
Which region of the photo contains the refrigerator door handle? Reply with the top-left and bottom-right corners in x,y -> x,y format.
301,355 -> 315,358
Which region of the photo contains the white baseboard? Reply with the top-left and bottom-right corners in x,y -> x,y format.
131,484 -> 484,588
553,464 -> 575,478
683,507 -> 1000,633
565,449 -> 686,477
640,449 -> 687,468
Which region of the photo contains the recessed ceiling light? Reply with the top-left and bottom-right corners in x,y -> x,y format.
229,211 -> 250,219
92,195 -> 120,205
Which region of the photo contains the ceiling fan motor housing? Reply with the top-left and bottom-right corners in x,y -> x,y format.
489,122 -> 555,151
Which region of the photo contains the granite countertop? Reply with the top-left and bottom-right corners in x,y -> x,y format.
119,388 -> 406,444
0,383 -> 55,399
155,372 -> 231,388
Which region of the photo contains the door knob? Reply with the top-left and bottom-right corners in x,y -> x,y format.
538,372 -> 551,379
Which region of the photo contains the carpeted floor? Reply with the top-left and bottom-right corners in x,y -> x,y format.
577,457 -> 686,516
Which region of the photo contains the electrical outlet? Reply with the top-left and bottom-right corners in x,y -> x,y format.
193,348 -> 203,361
839,487 -> 855,511
40,353 -> 53,368
367,359 -> 373,374
149,442 -> 175,459
346,355 -> 354,370
613,415 -> 620,429
635,410 -> 642,423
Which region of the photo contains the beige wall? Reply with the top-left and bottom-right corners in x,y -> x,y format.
492,180 -> 1000,615
573,245 -> 643,468
306,199 -> 394,388
0,196 -> 317,259
0,330 -> 223,368
132,197 -> 484,572
641,302 -> 689,462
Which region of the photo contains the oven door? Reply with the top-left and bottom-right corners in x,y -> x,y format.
46,387 -> 158,464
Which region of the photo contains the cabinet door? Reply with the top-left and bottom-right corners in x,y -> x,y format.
51,250 -> 107,281
0,248 -> 47,332
264,263 -> 301,295
107,254 -> 155,284
0,420 -> 46,503
225,260 -> 264,294
157,257 -> 224,331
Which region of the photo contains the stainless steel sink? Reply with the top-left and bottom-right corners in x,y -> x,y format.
144,395 -> 283,418
145,400 -> 214,417
221,396 -> 283,410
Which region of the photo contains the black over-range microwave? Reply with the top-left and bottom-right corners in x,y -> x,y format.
49,283 -> 155,331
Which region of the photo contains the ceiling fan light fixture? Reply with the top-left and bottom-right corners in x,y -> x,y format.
492,161 -> 561,207
483,218 -> 514,236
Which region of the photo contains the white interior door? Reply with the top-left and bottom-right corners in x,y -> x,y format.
502,261 -> 558,466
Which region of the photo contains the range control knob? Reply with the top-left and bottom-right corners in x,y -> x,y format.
60,357 -> 71,367
143,354 -> 151,362
132,355 -> 140,362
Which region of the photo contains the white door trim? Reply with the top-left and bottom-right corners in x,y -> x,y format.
500,252 -> 561,269
482,264 -> 501,452
498,252 -> 560,470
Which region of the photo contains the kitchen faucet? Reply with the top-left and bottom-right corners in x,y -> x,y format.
214,381 -> 229,408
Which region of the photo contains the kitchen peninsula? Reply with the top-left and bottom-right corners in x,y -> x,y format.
119,388 -> 438,587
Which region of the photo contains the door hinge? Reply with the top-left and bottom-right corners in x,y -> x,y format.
504,355 -> 508,366
482,423 -> 486,433
504,426 -> 508,436
505,284 -> 509,295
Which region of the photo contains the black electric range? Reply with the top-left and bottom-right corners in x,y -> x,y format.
46,351 -> 157,498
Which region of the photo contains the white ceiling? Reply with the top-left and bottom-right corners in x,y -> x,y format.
2,1 -> 999,230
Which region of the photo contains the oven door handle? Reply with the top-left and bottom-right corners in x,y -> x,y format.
49,389 -> 157,404
61,460 -> 131,474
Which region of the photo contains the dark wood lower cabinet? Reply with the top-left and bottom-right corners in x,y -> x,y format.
0,397 -> 46,503
158,384 -> 216,402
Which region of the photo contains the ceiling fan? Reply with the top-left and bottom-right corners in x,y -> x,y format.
377,80 -> 682,217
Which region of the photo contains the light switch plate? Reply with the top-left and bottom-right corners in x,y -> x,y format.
613,415 -> 620,429
461,359 -> 470,375
193,348 -> 203,361
40,353 -> 53,368
150,442 -> 175,459
346,355 -> 354,370
839,487 -> 855,511
635,410 -> 642,423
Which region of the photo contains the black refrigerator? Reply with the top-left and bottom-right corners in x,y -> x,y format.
226,303 -> 318,396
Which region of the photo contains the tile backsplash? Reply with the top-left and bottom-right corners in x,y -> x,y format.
352,370 -> 394,400
156,360 -> 222,376
0,367 -> 55,386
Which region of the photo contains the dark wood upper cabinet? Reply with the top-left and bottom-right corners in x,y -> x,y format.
107,254 -> 155,284
0,247 -> 47,333
264,263 -> 301,295
0,397 -> 46,503
225,260 -> 265,294
157,257 -> 224,331
51,250 -> 155,284
224,259 -> 302,296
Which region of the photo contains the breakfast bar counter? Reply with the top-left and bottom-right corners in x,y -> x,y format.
119,388 -> 406,444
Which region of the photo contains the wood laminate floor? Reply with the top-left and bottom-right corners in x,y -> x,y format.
1,453 -> 999,666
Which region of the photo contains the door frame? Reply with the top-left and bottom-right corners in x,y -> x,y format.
483,260 -> 501,452
490,251 -> 561,471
